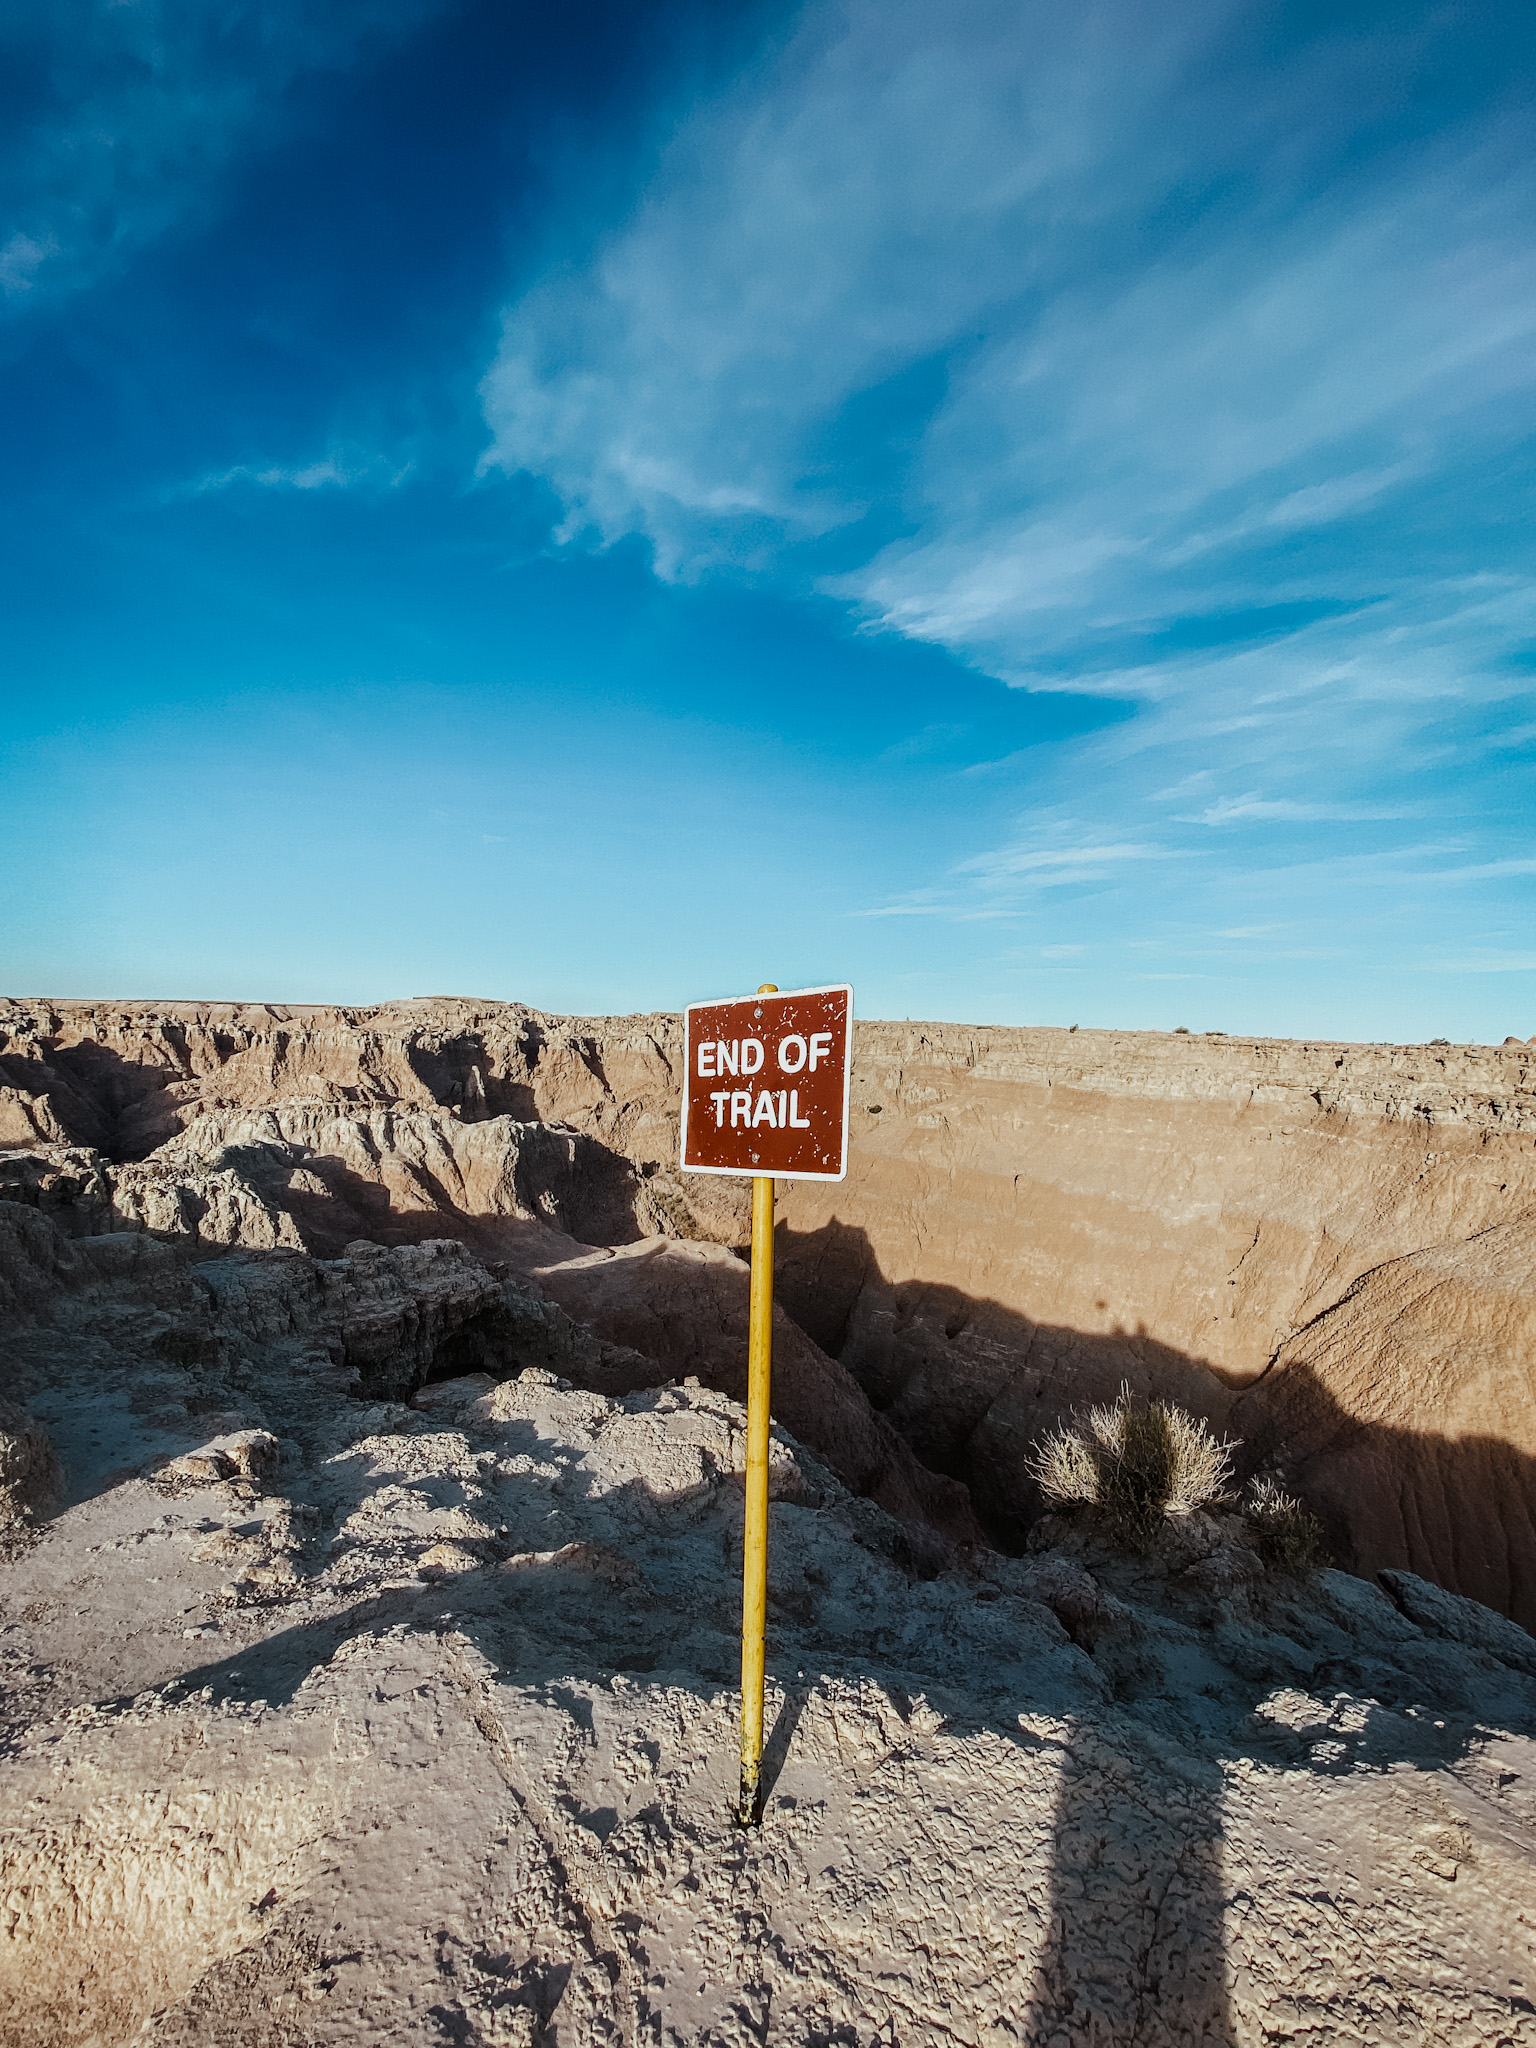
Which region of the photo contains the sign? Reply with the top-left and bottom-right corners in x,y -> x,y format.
678,978 -> 853,1825
680,983 -> 852,1181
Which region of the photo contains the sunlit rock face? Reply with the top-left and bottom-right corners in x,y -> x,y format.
773,1020 -> 1536,1622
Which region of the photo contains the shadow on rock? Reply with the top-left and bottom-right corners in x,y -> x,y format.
52,1375 -> 1536,2048
773,1215 -> 1536,1636
6,1200 -> 1536,2044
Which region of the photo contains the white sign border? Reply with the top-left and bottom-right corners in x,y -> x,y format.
679,981 -> 854,1182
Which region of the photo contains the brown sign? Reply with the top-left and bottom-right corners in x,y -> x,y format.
680,983 -> 852,1180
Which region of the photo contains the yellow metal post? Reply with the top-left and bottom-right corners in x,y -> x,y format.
738,983 -> 777,1826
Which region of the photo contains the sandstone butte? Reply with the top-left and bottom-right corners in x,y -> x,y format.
3,994 -> 1536,2044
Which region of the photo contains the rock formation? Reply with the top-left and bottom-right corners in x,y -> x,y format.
4,996 -> 1534,1619
0,1390 -> 61,1526
4,995 -> 1536,2040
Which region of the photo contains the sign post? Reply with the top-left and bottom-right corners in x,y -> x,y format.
740,1099 -> 776,1828
679,980 -> 853,1825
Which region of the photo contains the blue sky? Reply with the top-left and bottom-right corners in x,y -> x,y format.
3,0 -> 1534,1039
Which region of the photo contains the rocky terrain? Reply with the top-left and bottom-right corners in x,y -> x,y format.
3,994 -> 1536,2043
5,996 -> 1534,1615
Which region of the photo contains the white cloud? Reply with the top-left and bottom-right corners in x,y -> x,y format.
1181,793 -> 1412,826
479,0 -> 1536,998
854,899 -> 1017,922
180,450 -> 413,497
958,837 -> 1181,889
482,0 -> 1236,571
1406,858 -> 1536,885
480,1 -> 1536,773
1426,953 -> 1536,974
852,825 -> 1191,924
198,460 -> 347,494
876,723 -> 970,764
484,1 -> 1536,647
0,231 -> 52,297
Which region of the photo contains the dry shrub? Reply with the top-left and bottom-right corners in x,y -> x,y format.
1245,1475 -> 1330,1574
1161,1404 -> 1238,1516
1031,1426 -> 1101,1510
1030,1387 -> 1236,1552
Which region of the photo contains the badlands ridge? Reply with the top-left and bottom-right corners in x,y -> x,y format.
2,996 -> 1535,2044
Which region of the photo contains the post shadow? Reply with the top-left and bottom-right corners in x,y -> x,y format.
756,1683 -> 813,1807
1020,1731 -> 1234,2047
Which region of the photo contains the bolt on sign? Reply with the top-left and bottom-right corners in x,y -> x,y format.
680,983 -> 853,1181
679,980 -> 853,1828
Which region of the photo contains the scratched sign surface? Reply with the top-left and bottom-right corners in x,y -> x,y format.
680,984 -> 852,1180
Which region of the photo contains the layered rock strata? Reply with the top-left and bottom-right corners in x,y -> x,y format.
3,997 -> 1535,1623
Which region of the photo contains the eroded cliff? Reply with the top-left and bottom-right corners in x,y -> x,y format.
3,996 -> 1534,1622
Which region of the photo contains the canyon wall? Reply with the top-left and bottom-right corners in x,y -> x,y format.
778,1023 -> 1536,1625
3,997 -> 1534,1621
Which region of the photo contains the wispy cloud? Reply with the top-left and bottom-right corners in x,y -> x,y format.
1180,793 -> 1413,826
1405,858 -> 1536,885
854,824 -> 1190,924
854,899 -> 1018,922
958,837 -> 1183,889
176,451 -> 414,498
482,0 -> 1536,698
1,0 -> 443,312
0,232 -> 52,298
483,1 -> 1236,566
1428,953 -> 1536,975
199,460 -> 348,494
478,0 -> 1536,1020
876,723 -> 971,764
484,2 -> 1536,636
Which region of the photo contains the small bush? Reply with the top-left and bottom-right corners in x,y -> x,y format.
1245,1476 -> 1330,1574
1032,1426 -> 1101,1509
1030,1389 -> 1236,1552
